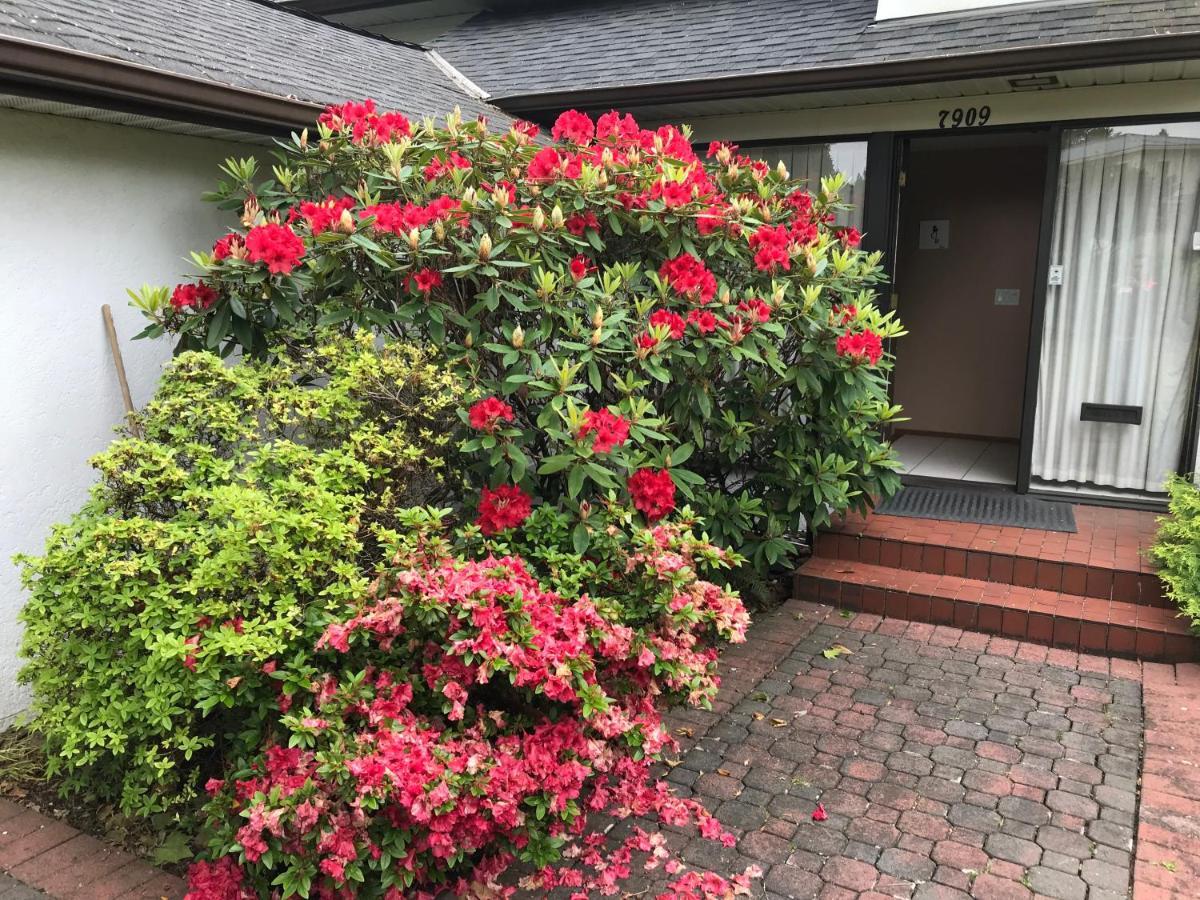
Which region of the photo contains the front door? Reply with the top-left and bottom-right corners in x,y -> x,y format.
890,130 -> 1048,486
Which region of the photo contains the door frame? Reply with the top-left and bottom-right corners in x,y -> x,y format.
868,124 -> 1057,493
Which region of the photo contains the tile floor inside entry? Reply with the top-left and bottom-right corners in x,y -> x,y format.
893,435 -> 1019,485
556,601 -> 1148,900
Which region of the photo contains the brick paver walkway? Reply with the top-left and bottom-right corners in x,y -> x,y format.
652,599 -> 1148,900
1,598 -> 1197,900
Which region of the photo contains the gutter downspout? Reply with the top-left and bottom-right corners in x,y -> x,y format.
0,34 -> 324,134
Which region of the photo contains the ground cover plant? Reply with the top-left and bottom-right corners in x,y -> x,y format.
1150,474 -> 1200,630
135,100 -> 903,591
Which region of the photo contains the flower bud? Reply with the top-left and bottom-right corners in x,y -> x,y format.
299,128 -> 309,150
531,207 -> 546,231
776,160 -> 789,180
434,220 -> 445,241
592,307 -> 604,328
337,208 -> 355,233
511,325 -> 525,348
408,228 -> 421,250
240,196 -> 260,229
491,185 -> 510,207
726,163 -> 740,178
597,168 -> 609,188
591,327 -> 603,346
478,233 -> 493,261
551,205 -> 565,229
716,144 -> 732,165
461,186 -> 478,205
464,331 -> 474,348
579,500 -> 592,520
719,286 -> 731,305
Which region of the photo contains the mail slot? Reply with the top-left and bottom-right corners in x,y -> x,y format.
1079,403 -> 1142,425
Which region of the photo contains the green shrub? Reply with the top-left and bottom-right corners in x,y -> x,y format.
136,102 -> 903,592
16,335 -> 462,816
1150,474 -> 1200,630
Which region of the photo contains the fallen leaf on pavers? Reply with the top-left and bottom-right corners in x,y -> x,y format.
675,727 -> 694,738
1158,861 -> 1178,872
822,644 -> 853,659
717,768 -> 732,777
664,758 -> 681,768
771,718 -> 788,727
839,609 -> 854,618
750,690 -> 769,702
811,803 -> 828,822
752,712 -> 765,720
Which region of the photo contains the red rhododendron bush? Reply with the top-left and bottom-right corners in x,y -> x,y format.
137,100 -> 904,597
190,506 -> 752,898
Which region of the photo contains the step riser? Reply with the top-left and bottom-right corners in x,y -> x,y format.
815,532 -> 1166,608
795,571 -> 1196,664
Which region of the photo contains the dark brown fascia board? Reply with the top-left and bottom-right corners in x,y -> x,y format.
491,32 -> 1200,115
0,33 -> 324,134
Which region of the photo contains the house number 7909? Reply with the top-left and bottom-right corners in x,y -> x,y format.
938,106 -> 992,128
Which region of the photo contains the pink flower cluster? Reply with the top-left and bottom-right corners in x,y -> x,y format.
188,529 -> 749,899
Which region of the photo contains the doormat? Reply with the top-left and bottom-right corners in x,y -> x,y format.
875,485 -> 1077,532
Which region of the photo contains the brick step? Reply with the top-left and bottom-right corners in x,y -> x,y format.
814,527 -> 1167,608
795,557 -> 1197,663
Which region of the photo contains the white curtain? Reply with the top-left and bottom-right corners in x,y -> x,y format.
1032,125 -> 1200,493
744,142 -> 867,229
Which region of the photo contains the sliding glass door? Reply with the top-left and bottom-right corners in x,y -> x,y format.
1031,122 -> 1200,494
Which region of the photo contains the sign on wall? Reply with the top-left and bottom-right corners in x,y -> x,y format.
919,220 -> 950,250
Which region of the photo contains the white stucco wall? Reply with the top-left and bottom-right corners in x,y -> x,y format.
0,107 -> 253,722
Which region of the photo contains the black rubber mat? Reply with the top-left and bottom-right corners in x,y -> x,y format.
875,485 -> 1077,532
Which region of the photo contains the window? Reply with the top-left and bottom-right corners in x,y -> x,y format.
1032,121 -> 1200,493
875,0 -> 1044,20
742,141 -> 868,230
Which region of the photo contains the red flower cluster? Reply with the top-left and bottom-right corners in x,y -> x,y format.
551,109 -> 596,145
526,147 -> 583,181
578,408 -> 630,454
170,283 -> 217,311
318,99 -> 411,144
737,298 -> 772,324
565,211 -> 600,235
422,150 -> 472,181
297,195 -> 355,235
687,308 -> 719,334
468,396 -> 514,432
628,468 -> 676,522
833,303 -> 858,325
476,484 -> 532,534
412,268 -> 443,294
361,194 -> 461,235
569,254 -> 593,281
748,225 -> 792,273
836,226 -> 863,248
836,328 -> 884,365
211,233 -> 244,261
244,223 -> 304,275
650,309 -> 687,340
659,253 -> 717,303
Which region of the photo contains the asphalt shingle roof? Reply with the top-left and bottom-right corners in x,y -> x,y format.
434,0 -> 1200,100
0,0 -> 508,125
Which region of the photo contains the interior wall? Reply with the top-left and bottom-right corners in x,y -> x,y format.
891,135 -> 1046,441
0,107 -> 251,723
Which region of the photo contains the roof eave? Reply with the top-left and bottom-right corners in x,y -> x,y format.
489,32 -> 1200,116
0,33 -> 324,134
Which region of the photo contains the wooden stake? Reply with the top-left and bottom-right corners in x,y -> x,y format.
101,304 -> 140,435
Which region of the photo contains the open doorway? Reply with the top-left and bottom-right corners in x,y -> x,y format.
890,130 -> 1048,487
